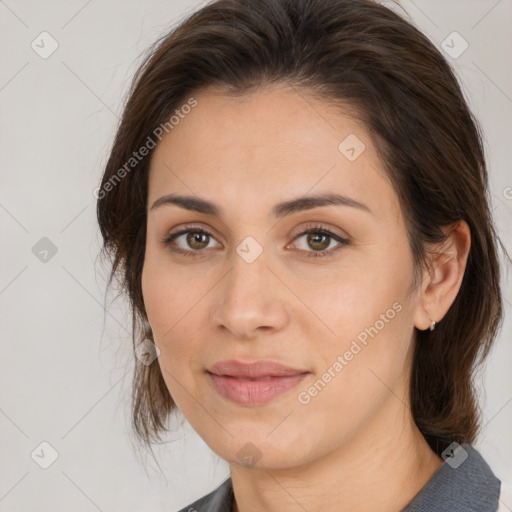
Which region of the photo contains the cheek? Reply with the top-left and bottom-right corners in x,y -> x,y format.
141,257 -> 206,412
292,297 -> 413,448
142,247 -> 200,330
297,242 -> 415,386
140,252 -> 204,370
294,259 -> 409,344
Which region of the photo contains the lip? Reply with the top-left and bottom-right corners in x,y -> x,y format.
208,359 -> 308,378
207,359 -> 310,406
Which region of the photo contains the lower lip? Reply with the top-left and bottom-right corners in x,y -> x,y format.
208,372 -> 309,406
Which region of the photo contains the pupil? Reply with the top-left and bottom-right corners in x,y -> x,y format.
308,233 -> 329,251
188,232 -> 208,249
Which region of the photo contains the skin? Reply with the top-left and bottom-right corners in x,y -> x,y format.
141,85 -> 471,512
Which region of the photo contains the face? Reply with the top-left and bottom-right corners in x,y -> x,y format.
141,85 -> 422,470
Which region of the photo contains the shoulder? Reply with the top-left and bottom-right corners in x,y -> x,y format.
176,478 -> 233,512
403,443 -> 502,512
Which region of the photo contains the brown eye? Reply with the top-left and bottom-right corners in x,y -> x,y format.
186,231 -> 210,250
161,227 -> 222,256
290,226 -> 349,258
306,232 -> 331,251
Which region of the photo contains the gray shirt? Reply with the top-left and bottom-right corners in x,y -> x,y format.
177,443 -> 501,511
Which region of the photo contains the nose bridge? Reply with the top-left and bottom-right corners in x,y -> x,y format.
223,244 -> 272,311
225,230 -> 270,298
211,242 -> 289,337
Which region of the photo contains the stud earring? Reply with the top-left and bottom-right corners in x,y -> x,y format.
429,320 -> 436,331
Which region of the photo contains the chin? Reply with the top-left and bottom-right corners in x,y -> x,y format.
205,427 -> 311,470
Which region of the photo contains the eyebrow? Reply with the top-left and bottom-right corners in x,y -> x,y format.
150,192 -> 372,218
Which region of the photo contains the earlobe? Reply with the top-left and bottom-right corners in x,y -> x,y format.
413,220 -> 471,332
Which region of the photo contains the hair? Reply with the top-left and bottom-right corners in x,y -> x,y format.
96,0 -> 506,458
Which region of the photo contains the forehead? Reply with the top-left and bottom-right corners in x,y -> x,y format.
147,85 -> 399,222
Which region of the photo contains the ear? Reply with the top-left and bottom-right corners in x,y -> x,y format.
413,220 -> 471,331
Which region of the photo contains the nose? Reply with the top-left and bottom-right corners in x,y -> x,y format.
210,252 -> 290,339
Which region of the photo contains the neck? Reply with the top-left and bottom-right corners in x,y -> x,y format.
230,396 -> 443,512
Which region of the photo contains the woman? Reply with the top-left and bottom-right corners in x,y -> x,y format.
96,0 -> 508,510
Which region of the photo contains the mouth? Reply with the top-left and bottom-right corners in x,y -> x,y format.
206,359 -> 310,406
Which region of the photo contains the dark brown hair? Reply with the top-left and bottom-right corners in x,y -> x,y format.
96,0 -> 506,457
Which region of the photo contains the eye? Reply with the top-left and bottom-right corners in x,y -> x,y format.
160,223 -> 349,259
289,224 -> 349,258
161,226 -> 221,257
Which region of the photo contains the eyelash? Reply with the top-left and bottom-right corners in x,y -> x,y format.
160,223 -> 349,259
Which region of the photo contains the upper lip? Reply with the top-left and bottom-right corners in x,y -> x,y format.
208,360 -> 309,378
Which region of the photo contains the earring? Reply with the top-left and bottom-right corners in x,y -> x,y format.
429,320 -> 436,331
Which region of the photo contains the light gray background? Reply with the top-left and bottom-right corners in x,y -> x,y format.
0,1 -> 511,511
